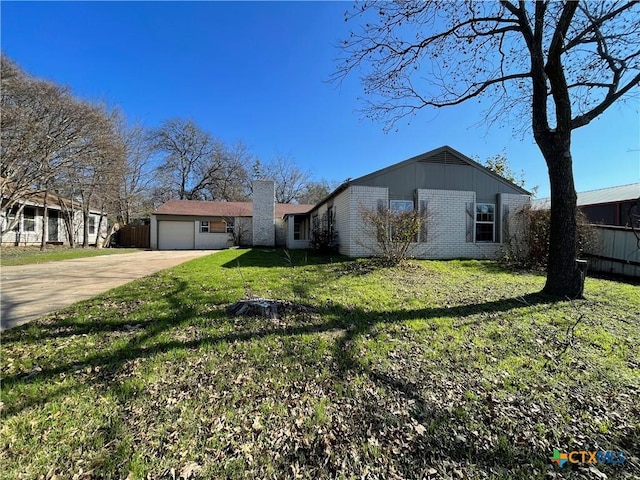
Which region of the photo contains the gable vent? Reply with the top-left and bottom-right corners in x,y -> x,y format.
420,151 -> 468,166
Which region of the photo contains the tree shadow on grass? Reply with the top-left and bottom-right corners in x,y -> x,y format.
327,313 -> 553,475
220,248 -> 350,269
4,283 -> 623,477
2,290 -> 561,419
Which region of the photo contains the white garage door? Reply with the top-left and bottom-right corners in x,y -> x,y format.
158,221 -> 194,250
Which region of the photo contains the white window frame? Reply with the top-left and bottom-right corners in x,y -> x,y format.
475,203 -> 495,242
389,200 -> 414,212
88,216 -> 96,235
6,206 -> 19,231
388,200 -> 418,242
200,220 -> 210,233
293,216 -> 308,241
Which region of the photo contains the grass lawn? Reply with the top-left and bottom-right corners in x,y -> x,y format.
0,246 -> 142,266
1,248 -> 638,479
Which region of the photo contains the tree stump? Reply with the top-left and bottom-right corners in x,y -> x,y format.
226,299 -> 280,319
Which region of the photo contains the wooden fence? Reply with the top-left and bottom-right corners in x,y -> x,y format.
584,225 -> 640,278
116,224 -> 150,249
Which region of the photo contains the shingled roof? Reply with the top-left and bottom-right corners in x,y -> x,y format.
154,199 -> 313,218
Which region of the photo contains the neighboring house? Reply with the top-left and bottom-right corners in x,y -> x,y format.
150,181 -> 313,250
152,147 -> 531,259
532,183 -> 640,226
533,184 -> 640,278
1,191 -> 108,247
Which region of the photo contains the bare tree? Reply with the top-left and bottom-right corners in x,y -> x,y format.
202,140 -> 253,201
255,154 -> 312,204
150,118 -> 252,203
53,103 -> 124,247
297,179 -> 336,205
334,1 -> 640,297
150,118 -> 215,200
1,55 -> 123,248
113,115 -> 155,225
1,56 -> 75,235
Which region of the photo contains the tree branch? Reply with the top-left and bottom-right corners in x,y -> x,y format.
572,72 -> 640,129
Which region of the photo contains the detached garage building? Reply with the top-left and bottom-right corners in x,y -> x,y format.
151,181 -> 313,250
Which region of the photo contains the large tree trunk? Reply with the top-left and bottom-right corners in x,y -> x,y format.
539,138 -> 584,298
82,209 -> 89,248
95,212 -> 105,248
40,189 -> 49,251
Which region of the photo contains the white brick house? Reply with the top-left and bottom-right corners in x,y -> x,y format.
150,146 -> 530,259
295,146 -> 530,260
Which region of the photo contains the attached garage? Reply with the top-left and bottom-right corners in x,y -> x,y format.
150,198 -> 314,250
158,220 -> 194,250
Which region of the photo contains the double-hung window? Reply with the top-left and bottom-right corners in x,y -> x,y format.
389,200 -> 418,242
200,221 -> 210,233
88,217 -> 96,235
475,203 -> 495,242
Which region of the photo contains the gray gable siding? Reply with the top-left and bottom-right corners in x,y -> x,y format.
350,146 -> 527,203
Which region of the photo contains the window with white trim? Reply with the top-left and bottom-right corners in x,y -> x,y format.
475,203 -> 495,242
88,216 -> 96,235
293,216 -> 308,240
389,200 -> 414,212
389,200 -> 418,242
200,220 -> 226,233
6,206 -> 19,231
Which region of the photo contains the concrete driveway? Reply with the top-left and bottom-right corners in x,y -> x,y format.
0,250 -> 215,331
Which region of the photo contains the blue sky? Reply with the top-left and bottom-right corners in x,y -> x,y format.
2,1 -> 639,198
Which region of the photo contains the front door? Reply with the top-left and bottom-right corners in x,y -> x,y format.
48,211 -> 59,242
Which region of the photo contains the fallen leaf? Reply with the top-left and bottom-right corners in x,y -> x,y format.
180,461 -> 202,479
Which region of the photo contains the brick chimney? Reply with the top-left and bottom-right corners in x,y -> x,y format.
252,180 -> 275,246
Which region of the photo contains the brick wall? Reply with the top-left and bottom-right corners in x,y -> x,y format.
252,180 -> 275,246
412,189 -> 495,259
343,187 -> 529,260
345,185 -> 389,257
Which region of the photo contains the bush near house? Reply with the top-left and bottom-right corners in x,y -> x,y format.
310,215 -> 339,253
1,249 -> 638,479
359,205 -> 429,265
501,205 -> 599,269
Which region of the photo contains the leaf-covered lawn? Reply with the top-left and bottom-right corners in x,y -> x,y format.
1,249 -> 638,479
0,246 -> 141,266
